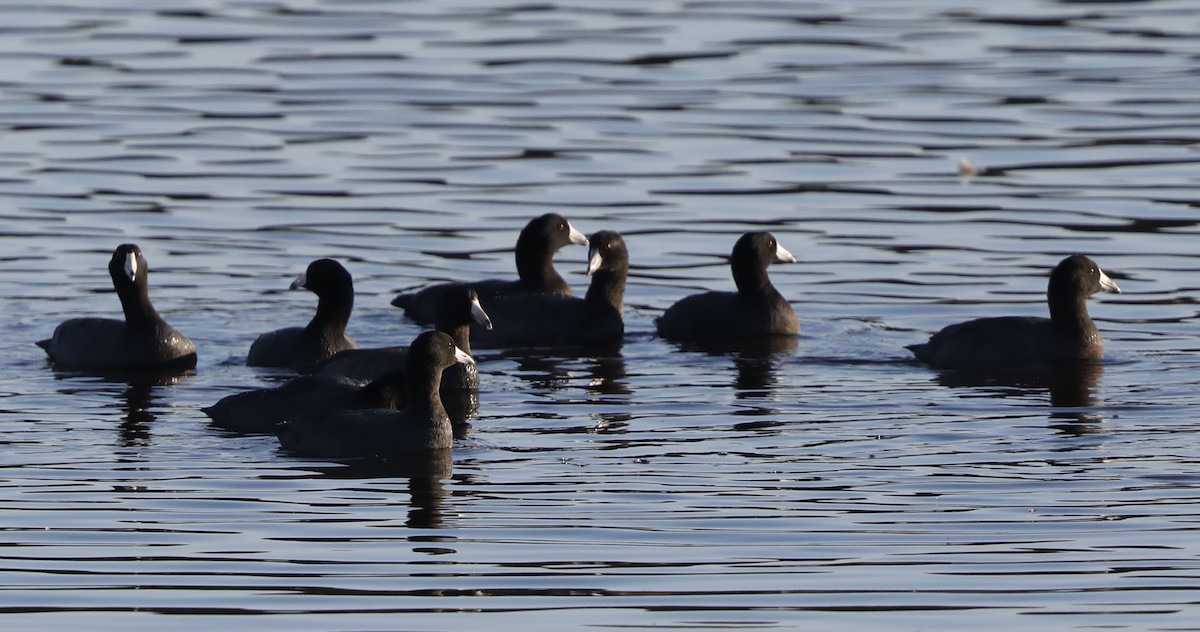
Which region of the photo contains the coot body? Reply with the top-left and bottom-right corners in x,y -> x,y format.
204,372 -> 405,434
317,284 -> 490,388
656,232 -> 799,341
37,244 -> 196,372
277,331 -> 472,459
391,213 -> 588,324
471,230 -> 628,348
907,255 -> 1121,370
247,258 -> 357,370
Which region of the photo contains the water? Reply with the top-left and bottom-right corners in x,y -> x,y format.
2,0 -> 1200,629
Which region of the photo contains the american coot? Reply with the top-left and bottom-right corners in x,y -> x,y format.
277,330 -> 472,459
247,258 -> 358,370
655,231 -> 799,341
391,213 -> 589,324
471,230 -> 628,348
37,244 -> 197,372
316,284 -> 492,388
204,371 -> 405,434
907,254 -> 1121,370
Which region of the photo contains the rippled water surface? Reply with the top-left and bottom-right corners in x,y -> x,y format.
3,0 -> 1200,629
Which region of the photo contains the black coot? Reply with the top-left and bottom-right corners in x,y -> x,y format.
204,372 -> 405,434
277,331 -> 472,459
655,231 -> 799,341
247,258 -> 357,370
316,284 -> 491,388
391,213 -> 588,324
470,230 -> 628,348
37,244 -> 196,371
907,254 -> 1121,370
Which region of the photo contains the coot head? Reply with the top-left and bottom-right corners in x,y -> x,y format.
437,284 -> 493,332
109,243 -> 146,288
407,330 -> 474,383
731,231 -> 795,295
290,258 -> 353,298
586,230 -> 628,277
1049,254 -> 1121,308
520,213 -> 589,256
108,244 -> 156,321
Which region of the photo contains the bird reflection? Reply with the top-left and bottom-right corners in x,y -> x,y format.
673,336 -> 798,408
585,352 -> 628,396
405,473 -> 449,529
498,346 -> 631,435
53,368 -> 193,448
301,450 -> 453,528
507,352 -> 571,390
932,360 -> 1105,434
501,343 -> 628,396
118,379 -> 155,447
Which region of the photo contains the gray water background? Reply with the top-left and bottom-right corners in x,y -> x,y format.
2,0 -> 1200,629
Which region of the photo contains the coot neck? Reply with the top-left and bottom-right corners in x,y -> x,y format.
1048,287 -> 1092,332
732,258 -> 778,302
306,288 -> 353,336
585,266 -> 626,313
117,281 -> 162,327
515,236 -> 565,291
405,357 -> 447,419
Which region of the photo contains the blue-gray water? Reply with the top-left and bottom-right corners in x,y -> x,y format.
2,1 -> 1200,630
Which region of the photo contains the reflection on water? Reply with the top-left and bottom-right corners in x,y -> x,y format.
500,344 -> 628,396
584,352 -> 628,397
932,360 -> 1106,433
670,336 -> 798,405
931,360 -> 1102,406
304,455 -> 452,529
50,369 -> 194,448
117,380 -> 154,447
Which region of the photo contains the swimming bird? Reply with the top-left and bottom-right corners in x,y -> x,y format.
470,230 -> 628,348
277,331 -> 472,459
391,213 -> 589,324
316,284 -> 492,388
655,231 -> 799,341
247,258 -> 358,370
907,254 -> 1121,370
204,371 -> 405,435
37,244 -> 196,372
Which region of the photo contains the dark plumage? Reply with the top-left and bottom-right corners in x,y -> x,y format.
655,231 -> 799,341
203,372 -> 405,434
37,244 -> 196,372
247,258 -> 358,370
277,331 -> 472,459
471,230 -> 628,348
907,254 -> 1121,370
391,213 -> 589,324
316,284 -> 491,388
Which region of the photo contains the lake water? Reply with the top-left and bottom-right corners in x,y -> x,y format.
2,0 -> 1200,629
